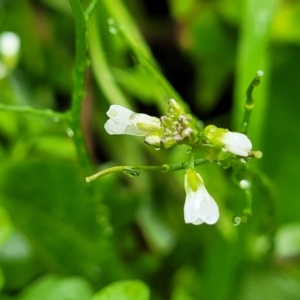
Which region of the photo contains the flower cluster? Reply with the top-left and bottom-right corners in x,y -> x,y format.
103,99 -> 254,225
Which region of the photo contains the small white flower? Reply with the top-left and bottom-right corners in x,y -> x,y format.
184,169 -> 219,225
204,125 -> 252,157
220,131 -> 252,157
104,105 -> 161,136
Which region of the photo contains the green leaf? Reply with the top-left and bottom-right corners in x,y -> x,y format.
239,268 -> 300,300
91,280 -> 150,300
0,158 -> 110,278
20,275 -> 93,300
0,231 -> 40,291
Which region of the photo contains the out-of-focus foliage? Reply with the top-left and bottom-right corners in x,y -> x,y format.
0,0 -> 300,299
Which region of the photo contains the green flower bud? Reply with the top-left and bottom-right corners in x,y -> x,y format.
161,136 -> 177,149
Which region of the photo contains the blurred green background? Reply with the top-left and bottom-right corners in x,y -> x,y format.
0,0 -> 300,299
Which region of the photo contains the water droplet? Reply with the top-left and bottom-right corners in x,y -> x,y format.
66,128 -> 74,137
107,18 -> 121,35
154,147 -> 160,151
108,26 -> 117,35
52,116 -> 60,123
123,168 -> 142,178
232,216 -> 241,226
240,158 -> 250,163
239,179 -> 251,190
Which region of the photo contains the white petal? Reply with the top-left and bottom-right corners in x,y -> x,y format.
104,119 -> 147,135
104,105 -> 146,135
106,105 -> 133,119
221,132 -> 252,157
104,105 -> 161,136
184,173 -> 219,225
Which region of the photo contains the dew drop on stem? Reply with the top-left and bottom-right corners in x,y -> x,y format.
52,116 -> 60,123
66,128 -> 74,137
239,179 -> 251,190
123,168 -> 142,178
232,216 -> 241,226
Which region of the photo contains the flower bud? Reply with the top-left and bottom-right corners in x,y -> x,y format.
204,125 -> 252,157
144,131 -> 162,148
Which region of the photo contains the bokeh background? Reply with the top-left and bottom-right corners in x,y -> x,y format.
0,0 -> 300,299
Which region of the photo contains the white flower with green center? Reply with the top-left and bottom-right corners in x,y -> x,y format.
184,168 -> 219,225
104,105 -> 162,136
204,125 -> 252,157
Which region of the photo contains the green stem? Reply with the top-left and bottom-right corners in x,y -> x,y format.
0,103 -> 68,121
84,0 -> 99,19
89,14 -> 130,107
86,158 -> 208,182
251,168 -> 277,257
240,70 -> 263,134
233,0 -> 278,146
69,0 -> 91,171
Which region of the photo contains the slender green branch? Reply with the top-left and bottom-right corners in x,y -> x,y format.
89,15 -> 130,107
240,70 -> 263,134
0,103 -> 68,121
86,158 -> 208,182
69,0 -> 91,171
84,0 -> 99,20
241,71 -> 263,134
251,168 -> 277,257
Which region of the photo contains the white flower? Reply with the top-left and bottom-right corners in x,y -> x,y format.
184,169 -> 219,225
104,105 -> 161,136
204,125 -> 252,157
220,131 -> 252,157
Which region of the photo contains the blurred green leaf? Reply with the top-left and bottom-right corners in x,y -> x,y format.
91,280 -> 150,300
30,135 -> 76,160
20,275 -> 93,300
275,223 -> 300,259
0,231 -> 40,291
272,2 -> 300,43
189,7 -> 235,113
239,268 -> 300,300
112,66 -> 163,103
0,159 -> 110,278
233,0 -> 279,146
262,45 -> 300,223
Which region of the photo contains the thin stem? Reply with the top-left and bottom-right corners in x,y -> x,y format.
84,0 -> 99,19
69,0 -> 91,172
240,70 -> 263,134
0,103 -> 68,121
251,168 -> 277,257
88,15 -> 130,107
86,158 -> 208,182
